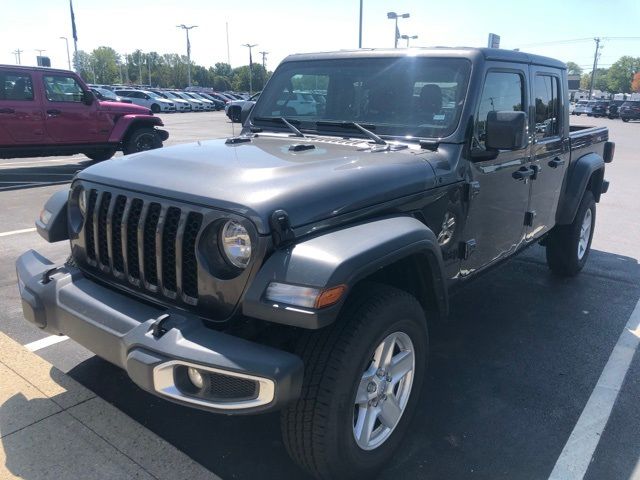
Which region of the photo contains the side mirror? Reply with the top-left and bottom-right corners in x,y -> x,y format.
82,90 -> 95,106
485,110 -> 527,150
240,102 -> 256,125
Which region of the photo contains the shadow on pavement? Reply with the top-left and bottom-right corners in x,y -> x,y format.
64,246 -> 640,480
0,159 -> 94,191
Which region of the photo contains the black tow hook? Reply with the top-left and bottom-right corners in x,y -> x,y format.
150,313 -> 171,339
41,266 -> 66,285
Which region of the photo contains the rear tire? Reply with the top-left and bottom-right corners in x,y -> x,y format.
123,127 -> 162,155
150,103 -> 161,113
546,190 -> 595,277
622,118 -> 629,122
281,283 -> 428,480
85,149 -> 116,162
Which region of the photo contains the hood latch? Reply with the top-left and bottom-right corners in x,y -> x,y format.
270,209 -> 296,248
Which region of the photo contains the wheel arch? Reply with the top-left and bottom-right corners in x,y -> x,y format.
556,152 -> 605,225
242,216 -> 449,329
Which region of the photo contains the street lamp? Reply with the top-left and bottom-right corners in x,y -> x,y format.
60,37 -> 71,70
400,34 -> 418,48
242,43 -> 257,94
177,24 -> 198,87
387,12 -> 410,48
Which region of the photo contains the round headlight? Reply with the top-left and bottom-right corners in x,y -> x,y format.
220,220 -> 252,268
78,187 -> 87,216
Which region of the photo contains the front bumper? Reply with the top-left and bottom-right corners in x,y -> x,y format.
16,249 -> 303,414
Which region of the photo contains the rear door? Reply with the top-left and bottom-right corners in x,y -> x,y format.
42,73 -> 108,144
0,68 -> 46,145
526,68 -> 568,238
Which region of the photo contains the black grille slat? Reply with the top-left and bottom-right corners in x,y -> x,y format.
111,196 -> 127,273
182,212 -> 202,299
84,190 -> 98,262
126,199 -> 144,281
97,192 -> 112,268
143,203 -> 162,287
162,207 -> 181,293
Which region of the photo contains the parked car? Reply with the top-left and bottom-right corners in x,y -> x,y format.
280,91 -> 318,115
149,90 -> 192,112
169,91 -> 205,111
226,91 -> 260,122
620,100 -> 640,122
183,92 -> 215,110
572,100 -> 590,115
114,89 -> 176,113
0,65 -> 167,160
90,87 -> 132,104
197,92 -> 225,110
209,92 -> 235,104
590,100 -> 612,117
16,48 -> 613,480
607,100 -> 624,119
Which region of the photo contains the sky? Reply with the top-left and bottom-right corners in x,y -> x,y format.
1,0 -> 639,74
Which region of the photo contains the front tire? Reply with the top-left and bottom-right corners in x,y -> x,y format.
546,190 -> 596,276
281,283 -> 428,480
123,127 -> 162,155
85,149 -> 116,162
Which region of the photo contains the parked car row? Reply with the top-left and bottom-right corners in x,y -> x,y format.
571,99 -> 640,121
87,84 -> 248,113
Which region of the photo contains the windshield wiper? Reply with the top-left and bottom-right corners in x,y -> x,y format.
253,116 -> 305,137
316,121 -> 386,145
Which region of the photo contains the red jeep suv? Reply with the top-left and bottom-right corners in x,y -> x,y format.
0,65 -> 168,161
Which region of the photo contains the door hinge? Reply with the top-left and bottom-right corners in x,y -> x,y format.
463,181 -> 481,202
524,211 -> 536,227
459,239 -> 477,260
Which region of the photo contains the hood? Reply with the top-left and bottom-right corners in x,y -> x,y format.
78,135 -> 437,234
98,100 -> 150,115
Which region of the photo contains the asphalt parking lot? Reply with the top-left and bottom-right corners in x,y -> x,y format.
1,111 -> 639,479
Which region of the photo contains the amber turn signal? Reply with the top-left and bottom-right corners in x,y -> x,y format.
315,285 -> 347,309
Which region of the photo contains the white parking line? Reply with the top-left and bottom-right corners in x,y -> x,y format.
24,335 -> 69,352
549,298 -> 640,480
0,227 -> 37,237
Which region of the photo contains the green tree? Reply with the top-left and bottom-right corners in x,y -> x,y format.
73,50 -> 93,82
566,61 -> 583,76
91,46 -> 120,84
214,62 -> 233,77
605,56 -> 640,93
580,68 -> 609,91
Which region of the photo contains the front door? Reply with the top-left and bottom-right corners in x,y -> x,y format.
42,74 -> 109,144
461,68 -> 531,275
527,69 -> 569,238
0,69 -> 46,145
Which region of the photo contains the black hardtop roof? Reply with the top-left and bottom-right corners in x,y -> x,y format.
0,64 -> 77,75
282,47 -> 566,70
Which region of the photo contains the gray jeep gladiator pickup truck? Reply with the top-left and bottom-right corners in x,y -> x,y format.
16,48 -> 613,479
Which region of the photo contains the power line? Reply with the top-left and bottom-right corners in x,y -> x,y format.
517,36 -> 640,49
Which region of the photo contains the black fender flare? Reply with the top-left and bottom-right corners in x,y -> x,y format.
556,152 -> 604,225
35,189 -> 69,243
242,216 -> 448,329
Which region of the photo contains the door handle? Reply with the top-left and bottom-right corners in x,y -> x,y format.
46,109 -> 62,117
512,166 -> 535,181
0,108 -> 15,114
548,157 -> 566,168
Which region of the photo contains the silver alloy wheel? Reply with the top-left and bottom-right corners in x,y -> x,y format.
353,331 -> 415,451
578,208 -> 592,260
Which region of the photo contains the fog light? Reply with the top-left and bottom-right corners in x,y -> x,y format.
187,367 -> 204,389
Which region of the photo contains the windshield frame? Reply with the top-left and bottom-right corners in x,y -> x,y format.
249,56 -> 472,142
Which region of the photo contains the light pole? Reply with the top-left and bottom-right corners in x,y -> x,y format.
138,51 -> 143,85
400,34 -> 418,48
147,54 -> 152,86
60,37 -> 71,70
242,43 -> 257,94
358,0 -> 363,48
177,24 -> 198,87
13,49 -> 23,64
387,12 -> 410,48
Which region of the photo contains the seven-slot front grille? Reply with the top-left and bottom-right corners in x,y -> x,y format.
81,188 -> 203,303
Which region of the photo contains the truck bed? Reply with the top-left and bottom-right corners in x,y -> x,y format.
569,125 -> 608,161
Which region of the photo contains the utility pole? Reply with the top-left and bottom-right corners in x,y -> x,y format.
226,22 -> 231,66
147,54 -> 152,86
589,37 -> 601,100
259,51 -> 268,70
138,51 -> 143,84
358,0 -> 363,48
177,24 -> 198,87
60,37 -> 71,70
242,43 -> 257,94
13,49 -> 23,64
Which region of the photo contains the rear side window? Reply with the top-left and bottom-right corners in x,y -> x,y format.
474,71 -> 524,150
43,75 -> 84,102
534,75 -> 560,140
0,72 -> 34,101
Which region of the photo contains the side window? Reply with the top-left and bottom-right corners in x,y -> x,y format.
43,75 -> 84,102
474,71 -> 524,150
534,75 -> 560,140
0,72 -> 34,101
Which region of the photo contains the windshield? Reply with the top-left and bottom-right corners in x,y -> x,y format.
252,57 -> 471,139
